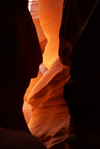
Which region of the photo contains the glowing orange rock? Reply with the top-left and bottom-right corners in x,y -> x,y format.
23,0 -> 71,148
29,0 -> 46,43
24,0 -> 64,101
23,58 -> 70,148
38,0 -> 64,68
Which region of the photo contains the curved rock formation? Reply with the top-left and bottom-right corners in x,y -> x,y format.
38,0 -> 64,68
23,1 -> 71,148
23,58 -> 70,148
29,0 -> 46,43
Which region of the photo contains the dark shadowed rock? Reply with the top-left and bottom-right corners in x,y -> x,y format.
0,126 -> 47,149
59,0 -> 100,148
0,0 -> 42,131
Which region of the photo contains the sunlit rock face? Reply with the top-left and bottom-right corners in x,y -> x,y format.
24,0 -> 65,100
23,58 -> 70,148
38,0 -> 64,68
29,0 -> 64,68
28,0 -> 46,43
23,1 -> 99,148
23,0 -> 71,148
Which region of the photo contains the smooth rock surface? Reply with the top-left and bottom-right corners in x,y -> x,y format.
23,57 -> 70,148
38,0 -> 64,68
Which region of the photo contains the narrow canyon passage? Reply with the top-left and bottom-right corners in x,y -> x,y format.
23,1 -> 99,149
0,0 -> 99,149
23,0 -> 71,148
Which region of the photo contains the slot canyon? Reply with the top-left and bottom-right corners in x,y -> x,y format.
0,0 -> 99,149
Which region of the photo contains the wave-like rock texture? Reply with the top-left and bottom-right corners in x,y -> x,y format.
29,0 -> 46,43
23,0 -> 71,148
23,58 -> 70,148
38,0 -> 64,68
24,0 -> 64,99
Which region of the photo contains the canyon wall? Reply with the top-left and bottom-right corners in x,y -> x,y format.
23,0 -> 71,148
